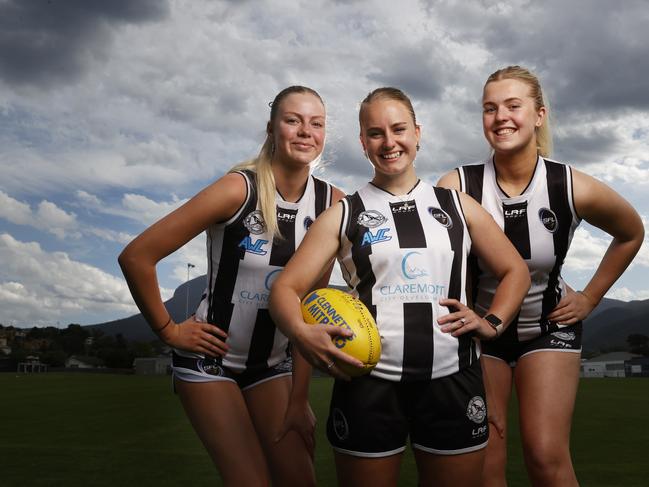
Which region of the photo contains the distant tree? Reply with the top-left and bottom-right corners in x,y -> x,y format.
41,350 -> 68,367
627,334 -> 649,356
131,341 -> 155,358
59,324 -> 90,355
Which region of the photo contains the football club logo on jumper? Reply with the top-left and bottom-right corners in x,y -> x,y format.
466,396 -> 487,424
244,210 -> 266,235
428,206 -> 453,228
357,210 -> 387,228
332,408 -> 350,441
360,228 -> 392,247
303,216 -> 314,230
539,207 -> 558,233
401,252 -> 429,279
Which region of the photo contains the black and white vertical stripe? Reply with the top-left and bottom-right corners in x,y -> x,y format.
337,181 -> 475,382
458,157 -> 581,341
180,170 -> 333,373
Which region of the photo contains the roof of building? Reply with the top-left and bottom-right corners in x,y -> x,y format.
583,351 -> 642,363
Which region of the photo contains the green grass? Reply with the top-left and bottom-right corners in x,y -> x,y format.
0,374 -> 647,486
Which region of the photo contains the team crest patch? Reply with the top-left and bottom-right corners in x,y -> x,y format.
466,396 -> 487,424
357,210 -> 387,228
244,210 -> 266,235
198,358 -> 224,377
304,216 -> 314,230
428,207 -> 453,228
538,207 -> 558,233
332,408 -> 349,441
552,330 -> 576,341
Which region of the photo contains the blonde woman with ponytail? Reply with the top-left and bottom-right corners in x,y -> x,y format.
119,86 -> 344,486
438,66 -> 644,487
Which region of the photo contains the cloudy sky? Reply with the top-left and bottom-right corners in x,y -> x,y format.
1,0 -> 648,327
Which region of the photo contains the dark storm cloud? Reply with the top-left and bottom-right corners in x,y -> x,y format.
554,127 -> 623,166
367,46 -> 446,101
431,0 -> 649,114
0,0 -> 169,87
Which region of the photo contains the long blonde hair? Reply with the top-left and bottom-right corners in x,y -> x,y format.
485,65 -> 553,157
230,86 -> 324,238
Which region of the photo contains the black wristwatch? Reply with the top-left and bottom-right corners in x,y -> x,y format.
484,314 -> 503,339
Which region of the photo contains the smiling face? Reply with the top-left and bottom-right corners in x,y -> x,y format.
359,97 -> 420,180
482,78 -> 546,157
269,92 -> 325,168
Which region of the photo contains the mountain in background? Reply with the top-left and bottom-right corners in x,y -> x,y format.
88,276 -> 649,354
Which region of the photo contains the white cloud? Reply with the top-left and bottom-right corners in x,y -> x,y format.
606,287 -> 649,302
0,190 -> 79,239
0,233 -> 150,325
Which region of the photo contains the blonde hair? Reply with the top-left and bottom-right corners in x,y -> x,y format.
359,87 -> 417,129
230,86 -> 324,238
485,65 -> 553,157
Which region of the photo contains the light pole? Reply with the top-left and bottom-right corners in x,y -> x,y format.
186,263 -> 195,319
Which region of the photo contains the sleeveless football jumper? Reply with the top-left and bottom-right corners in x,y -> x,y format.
457,156 -> 581,342
176,169 -> 333,373
337,180 -> 477,382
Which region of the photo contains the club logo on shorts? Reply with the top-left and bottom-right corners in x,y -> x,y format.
304,216 -> 314,230
552,330 -> 576,341
198,358 -> 224,377
357,210 -> 387,228
244,210 -> 266,235
332,408 -> 349,441
428,206 -> 453,228
538,207 -> 558,233
466,396 -> 487,424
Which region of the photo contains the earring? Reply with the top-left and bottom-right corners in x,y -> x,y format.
271,142 -> 275,155
416,144 -> 420,151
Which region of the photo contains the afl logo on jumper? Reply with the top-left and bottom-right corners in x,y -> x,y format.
304,216 -> 314,230
357,210 -> 387,228
466,396 -> 487,424
332,408 -> 350,441
428,207 -> 453,228
539,207 -> 558,233
244,210 -> 266,235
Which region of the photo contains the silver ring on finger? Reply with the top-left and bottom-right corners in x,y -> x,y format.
460,318 -> 467,325
326,360 -> 335,370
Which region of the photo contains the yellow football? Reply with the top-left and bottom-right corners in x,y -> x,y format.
301,288 -> 381,377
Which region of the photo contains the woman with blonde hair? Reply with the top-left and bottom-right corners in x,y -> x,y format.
438,65 -> 644,486
119,85 -> 344,486
270,87 -> 531,487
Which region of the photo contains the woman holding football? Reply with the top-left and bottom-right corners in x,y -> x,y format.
119,85 -> 345,487
437,65 -> 644,487
270,87 -> 531,487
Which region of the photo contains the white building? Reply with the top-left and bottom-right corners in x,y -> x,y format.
581,352 -> 642,378
134,356 -> 171,375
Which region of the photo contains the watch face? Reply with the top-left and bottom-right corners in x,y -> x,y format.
484,314 -> 502,327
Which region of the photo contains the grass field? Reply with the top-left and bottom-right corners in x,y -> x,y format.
1,373 -> 647,486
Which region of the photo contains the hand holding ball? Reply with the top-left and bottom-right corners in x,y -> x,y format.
301,288 -> 381,377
